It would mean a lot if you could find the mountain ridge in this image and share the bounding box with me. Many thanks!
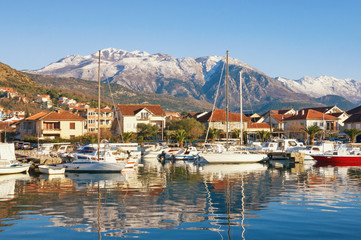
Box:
[28,48,324,113]
[276,76,361,104]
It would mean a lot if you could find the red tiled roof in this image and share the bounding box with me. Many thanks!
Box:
[197,109,250,122]
[117,104,165,116]
[248,122,270,129]
[284,109,339,121]
[166,112,180,116]
[26,112,48,120]
[270,114,286,123]
[26,110,84,121]
[40,110,85,121]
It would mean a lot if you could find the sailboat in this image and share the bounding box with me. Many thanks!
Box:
[59,50,126,173]
[199,51,268,164]
[0,143,31,175]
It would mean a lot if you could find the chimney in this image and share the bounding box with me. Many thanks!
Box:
[302,110,304,115]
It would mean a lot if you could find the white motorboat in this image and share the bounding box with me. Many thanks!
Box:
[59,146,126,172]
[38,165,65,175]
[289,141,335,160]
[172,147,199,160]
[199,150,268,164]
[159,146,199,161]
[198,143,267,164]
[0,143,31,175]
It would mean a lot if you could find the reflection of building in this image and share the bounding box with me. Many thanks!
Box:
[3,163,361,239]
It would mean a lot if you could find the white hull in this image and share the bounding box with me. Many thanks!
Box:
[0,163,31,175]
[200,152,268,164]
[60,161,126,173]
[200,163,268,174]
[38,165,65,175]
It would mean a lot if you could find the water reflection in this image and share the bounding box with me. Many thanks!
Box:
[0,160,360,239]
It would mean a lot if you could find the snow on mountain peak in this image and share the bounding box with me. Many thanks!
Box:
[276,75,361,103]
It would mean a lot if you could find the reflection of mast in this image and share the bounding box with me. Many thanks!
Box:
[240,174,246,240]
[226,176,232,240]
[97,182,102,240]
[203,180,223,238]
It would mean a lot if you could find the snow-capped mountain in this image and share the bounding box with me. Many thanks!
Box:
[27,48,318,111]
[276,76,361,104]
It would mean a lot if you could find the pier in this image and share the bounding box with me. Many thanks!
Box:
[267,152,305,163]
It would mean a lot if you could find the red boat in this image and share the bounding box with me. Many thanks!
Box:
[311,154,361,163]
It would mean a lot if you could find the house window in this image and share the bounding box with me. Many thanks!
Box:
[44,122,60,130]
[313,122,317,126]
[70,122,75,129]
[141,112,149,119]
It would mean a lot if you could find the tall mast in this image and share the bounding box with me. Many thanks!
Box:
[98,50,101,160]
[240,72,243,146]
[225,50,229,150]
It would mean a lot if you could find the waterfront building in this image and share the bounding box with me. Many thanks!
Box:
[70,106,113,133]
[196,109,250,133]
[112,104,166,139]
[16,109,86,139]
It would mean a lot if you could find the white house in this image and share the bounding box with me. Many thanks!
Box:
[283,109,339,131]
[112,104,166,139]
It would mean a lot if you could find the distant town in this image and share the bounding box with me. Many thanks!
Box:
[1,86,361,145]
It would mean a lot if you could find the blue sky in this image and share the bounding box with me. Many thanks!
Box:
[1,0,360,80]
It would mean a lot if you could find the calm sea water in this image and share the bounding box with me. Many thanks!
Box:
[0,160,361,240]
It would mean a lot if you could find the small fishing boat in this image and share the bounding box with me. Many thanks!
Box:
[38,165,65,175]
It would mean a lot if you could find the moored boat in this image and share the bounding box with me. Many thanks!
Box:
[0,143,31,175]
[311,143,361,164]
[38,165,66,175]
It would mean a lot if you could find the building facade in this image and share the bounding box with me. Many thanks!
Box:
[17,110,86,140]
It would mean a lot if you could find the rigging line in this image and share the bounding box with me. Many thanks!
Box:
[205,60,226,142]
[106,78,124,142]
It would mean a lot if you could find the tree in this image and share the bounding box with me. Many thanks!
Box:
[173,129,187,148]
[122,132,135,143]
[208,128,223,142]
[168,118,205,140]
[257,130,271,142]
[137,123,159,141]
[344,128,361,143]
[302,125,322,145]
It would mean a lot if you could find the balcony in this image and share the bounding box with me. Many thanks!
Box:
[42,128,61,134]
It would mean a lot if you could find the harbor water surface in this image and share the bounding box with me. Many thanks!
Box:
[0,160,361,239]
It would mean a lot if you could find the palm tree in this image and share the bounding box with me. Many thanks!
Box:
[257,130,271,142]
[173,129,187,148]
[122,132,135,143]
[344,128,361,143]
[302,125,322,145]
[208,128,223,142]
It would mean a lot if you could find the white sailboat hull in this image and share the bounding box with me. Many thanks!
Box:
[0,163,31,175]
[200,152,267,164]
